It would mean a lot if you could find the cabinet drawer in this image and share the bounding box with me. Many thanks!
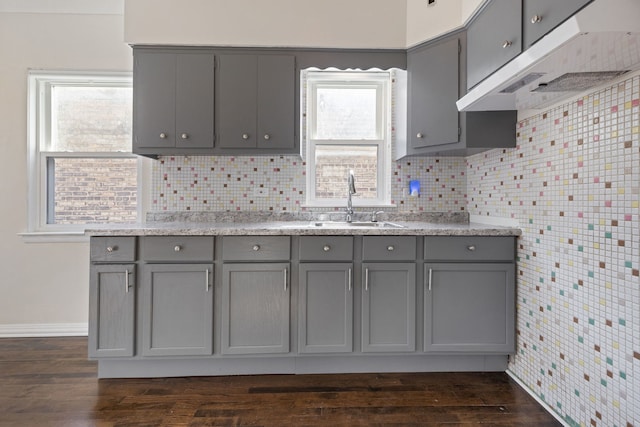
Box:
[299,236,353,261]
[223,236,290,261]
[362,236,416,261]
[142,236,214,262]
[424,236,514,261]
[91,237,136,262]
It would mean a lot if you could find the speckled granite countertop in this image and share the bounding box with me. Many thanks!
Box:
[86,211,521,237]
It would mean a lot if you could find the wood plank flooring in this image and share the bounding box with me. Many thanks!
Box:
[0,337,561,426]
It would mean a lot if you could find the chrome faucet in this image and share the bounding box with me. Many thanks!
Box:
[345,170,356,222]
[371,210,384,222]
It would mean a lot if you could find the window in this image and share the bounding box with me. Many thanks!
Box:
[305,71,392,207]
[27,71,143,237]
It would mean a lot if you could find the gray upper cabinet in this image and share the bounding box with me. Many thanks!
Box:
[400,32,516,158]
[133,49,215,156]
[88,264,136,358]
[523,0,592,49]
[141,263,214,357]
[408,37,460,150]
[466,0,522,90]
[221,262,291,355]
[216,54,295,153]
[424,263,515,353]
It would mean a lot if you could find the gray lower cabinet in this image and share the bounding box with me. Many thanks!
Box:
[133,48,215,156]
[298,263,354,353]
[141,264,214,356]
[216,54,295,153]
[88,264,136,358]
[361,263,416,352]
[221,263,291,355]
[424,263,515,353]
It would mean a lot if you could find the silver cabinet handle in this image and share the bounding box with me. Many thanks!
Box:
[365,267,369,291]
[242,133,250,140]
[174,245,182,252]
[348,268,352,291]
[502,40,512,49]
[264,134,270,140]
[387,245,395,251]
[428,268,433,291]
[323,245,331,252]
[467,245,476,251]
[181,133,189,139]
[416,133,424,138]
[205,268,210,292]
[106,245,117,253]
[531,14,542,24]
[125,269,131,293]
[159,132,167,139]
[284,268,288,291]
[252,245,260,251]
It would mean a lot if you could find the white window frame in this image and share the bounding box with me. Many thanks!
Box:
[24,70,148,242]
[304,71,392,208]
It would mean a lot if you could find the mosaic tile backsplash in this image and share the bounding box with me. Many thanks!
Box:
[467,74,639,427]
[150,73,639,426]
[151,156,467,213]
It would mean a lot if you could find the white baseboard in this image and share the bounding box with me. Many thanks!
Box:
[506,370,569,427]
[0,323,88,338]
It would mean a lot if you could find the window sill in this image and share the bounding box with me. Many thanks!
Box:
[301,203,397,209]
[19,231,89,244]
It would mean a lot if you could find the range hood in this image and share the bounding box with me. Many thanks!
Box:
[457,0,640,111]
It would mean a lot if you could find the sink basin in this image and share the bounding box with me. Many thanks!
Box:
[309,221,406,229]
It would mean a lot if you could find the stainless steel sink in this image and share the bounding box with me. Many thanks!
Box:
[309,221,406,229]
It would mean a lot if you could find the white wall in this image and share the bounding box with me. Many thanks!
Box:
[0,7,132,333]
[124,0,407,49]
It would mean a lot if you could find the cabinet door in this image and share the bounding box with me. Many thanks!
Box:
[257,55,295,150]
[88,264,135,358]
[424,263,515,353]
[142,264,214,356]
[523,0,592,48]
[175,53,215,149]
[467,0,522,89]
[133,52,176,149]
[408,37,460,150]
[299,263,353,353]
[362,263,416,352]
[221,263,290,354]
[217,55,258,149]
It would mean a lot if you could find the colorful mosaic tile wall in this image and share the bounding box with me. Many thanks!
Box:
[151,156,467,213]
[467,73,639,427]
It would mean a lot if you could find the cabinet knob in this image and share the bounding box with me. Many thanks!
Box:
[242,133,250,140]
[323,245,331,252]
[387,245,395,252]
[252,245,261,251]
[530,14,542,24]
[467,245,476,251]
[159,132,167,139]
[181,133,189,140]
[502,40,512,49]
[174,245,182,252]
[106,246,117,253]
[416,133,424,139]
[264,134,271,140]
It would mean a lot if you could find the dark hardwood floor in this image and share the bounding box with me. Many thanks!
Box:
[0,337,560,426]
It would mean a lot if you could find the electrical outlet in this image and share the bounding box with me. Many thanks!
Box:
[253,188,269,198]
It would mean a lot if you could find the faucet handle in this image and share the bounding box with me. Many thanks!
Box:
[371,211,384,222]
